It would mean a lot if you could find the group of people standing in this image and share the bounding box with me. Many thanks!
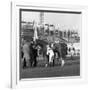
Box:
[21,39,67,69]
[21,40,38,68]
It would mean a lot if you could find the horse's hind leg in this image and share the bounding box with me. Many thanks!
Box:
[53,59,55,66]
[45,55,49,67]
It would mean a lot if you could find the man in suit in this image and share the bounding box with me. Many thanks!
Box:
[29,42,38,67]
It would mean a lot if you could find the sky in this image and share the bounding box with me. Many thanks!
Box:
[21,11,82,33]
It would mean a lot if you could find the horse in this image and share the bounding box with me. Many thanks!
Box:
[35,39,52,67]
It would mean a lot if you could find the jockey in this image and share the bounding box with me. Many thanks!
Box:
[46,45,54,63]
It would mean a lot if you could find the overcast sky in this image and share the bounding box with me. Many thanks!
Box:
[21,11,82,33]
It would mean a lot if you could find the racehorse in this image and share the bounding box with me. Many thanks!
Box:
[36,40,61,67]
[36,39,54,67]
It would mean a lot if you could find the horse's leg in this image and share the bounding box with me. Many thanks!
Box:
[29,58,33,68]
[44,55,47,67]
[49,54,54,67]
[30,56,34,67]
[23,58,27,69]
[45,55,49,67]
[52,56,55,66]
